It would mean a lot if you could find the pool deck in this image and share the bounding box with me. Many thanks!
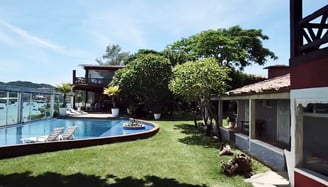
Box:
[61,112,116,119]
[71,112,113,118]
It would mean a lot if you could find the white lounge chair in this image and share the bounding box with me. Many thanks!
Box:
[71,108,88,115]
[67,108,88,116]
[59,126,78,140]
[66,109,80,116]
[21,127,64,143]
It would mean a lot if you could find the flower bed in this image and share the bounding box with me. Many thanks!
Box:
[123,119,145,130]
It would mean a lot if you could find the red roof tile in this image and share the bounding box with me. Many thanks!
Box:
[226,73,290,95]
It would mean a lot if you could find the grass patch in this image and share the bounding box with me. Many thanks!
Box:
[0,120,269,187]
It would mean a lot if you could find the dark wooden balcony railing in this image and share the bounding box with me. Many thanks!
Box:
[297,5,328,55]
[73,77,112,86]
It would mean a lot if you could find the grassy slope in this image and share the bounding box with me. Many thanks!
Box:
[0,121,269,187]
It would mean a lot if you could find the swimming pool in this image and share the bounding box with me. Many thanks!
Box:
[0,118,155,147]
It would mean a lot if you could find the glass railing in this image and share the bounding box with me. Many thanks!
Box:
[0,85,61,126]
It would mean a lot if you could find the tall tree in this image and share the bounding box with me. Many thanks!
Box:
[228,69,266,90]
[167,25,277,70]
[110,53,172,114]
[96,44,129,65]
[169,57,230,137]
[56,83,72,107]
[124,49,162,65]
[162,49,188,66]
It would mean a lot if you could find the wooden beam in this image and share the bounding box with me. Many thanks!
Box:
[305,23,328,29]
[290,0,303,59]
[299,4,328,25]
[299,35,328,51]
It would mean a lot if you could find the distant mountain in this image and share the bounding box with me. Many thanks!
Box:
[0,81,55,89]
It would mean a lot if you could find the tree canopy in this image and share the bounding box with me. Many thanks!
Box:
[169,57,230,103]
[56,83,72,107]
[110,53,172,112]
[169,57,231,132]
[107,25,276,122]
[96,44,129,65]
[124,49,162,65]
[166,25,277,70]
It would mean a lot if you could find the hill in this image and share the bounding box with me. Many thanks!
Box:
[0,81,55,89]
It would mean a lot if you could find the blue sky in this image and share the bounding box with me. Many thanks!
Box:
[0,0,327,86]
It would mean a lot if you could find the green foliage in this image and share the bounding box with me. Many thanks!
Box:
[167,25,277,70]
[76,93,83,103]
[56,83,72,107]
[56,83,72,95]
[124,49,162,65]
[110,54,172,112]
[96,44,129,65]
[103,85,120,97]
[169,58,231,103]
[103,85,121,108]
[228,69,266,90]
[162,49,188,66]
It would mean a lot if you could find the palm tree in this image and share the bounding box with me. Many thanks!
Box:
[96,44,129,65]
[103,86,120,108]
[57,83,72,107]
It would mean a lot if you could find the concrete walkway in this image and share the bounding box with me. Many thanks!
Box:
[245,171,290,187]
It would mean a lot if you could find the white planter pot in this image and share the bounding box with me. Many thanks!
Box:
[154,113,161,120]
[111,108,120,117]
[59,107,67,116]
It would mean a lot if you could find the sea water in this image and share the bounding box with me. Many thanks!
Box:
[0,102,48,126]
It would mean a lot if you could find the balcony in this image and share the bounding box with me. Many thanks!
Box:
[73,77,112,86]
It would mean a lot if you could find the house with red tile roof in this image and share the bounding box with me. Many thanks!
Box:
[217,2,328,186]
[215,65,291,172]
[287,1,328,187]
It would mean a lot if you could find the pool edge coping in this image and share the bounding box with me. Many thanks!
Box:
[0,118,160,159]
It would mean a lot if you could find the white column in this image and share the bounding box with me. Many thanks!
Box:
[50,94,55,117]
[249,99,256,139]
[288,96,297,187]
[5,91,9,125]
[17,91,23,123]
[236,100,240,128]
[295,103,304,166]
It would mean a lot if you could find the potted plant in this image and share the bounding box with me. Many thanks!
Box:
[76,93,83,111]
[152,104,162,120]
[103,85,120,117]
[122,119,145,129]
[56,83,72,116]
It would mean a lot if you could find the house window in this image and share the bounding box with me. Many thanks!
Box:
[88,70,114,85]
[88,70,114,79]
[303,103,328,177]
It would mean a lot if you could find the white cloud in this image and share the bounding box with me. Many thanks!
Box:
[1,0,326,85]
[0,18,90,57]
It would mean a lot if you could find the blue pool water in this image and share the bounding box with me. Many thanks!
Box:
[0,118,154,146]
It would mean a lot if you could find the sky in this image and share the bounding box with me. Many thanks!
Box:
[0,0,327,86]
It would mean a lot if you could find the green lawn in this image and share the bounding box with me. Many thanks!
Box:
[0,120,269,187]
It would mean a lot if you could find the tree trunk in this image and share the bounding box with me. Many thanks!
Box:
[112,96,117,108]
[204,100,222,141]
[190,102,199,128]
